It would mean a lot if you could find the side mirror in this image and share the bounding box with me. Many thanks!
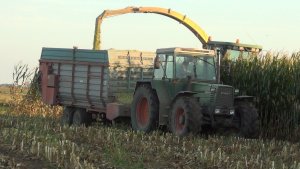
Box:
[154,56,160,69]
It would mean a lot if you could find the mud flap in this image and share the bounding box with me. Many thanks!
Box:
[106,103,130,121]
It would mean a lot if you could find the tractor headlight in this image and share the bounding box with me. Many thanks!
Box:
[230,109,235,115]
[215,109,220,114]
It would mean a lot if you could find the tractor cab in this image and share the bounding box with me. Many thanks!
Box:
[153,47,217,83]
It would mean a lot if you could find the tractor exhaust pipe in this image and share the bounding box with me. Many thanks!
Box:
[216,49,221,84]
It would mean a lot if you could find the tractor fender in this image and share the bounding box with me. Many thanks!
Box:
[134,81,153,94]
[171,91,197,104]
[133,80,159,104]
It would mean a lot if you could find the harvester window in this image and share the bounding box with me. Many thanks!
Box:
[226,50,254,61]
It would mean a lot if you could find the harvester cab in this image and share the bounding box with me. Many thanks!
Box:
[204,40,262,84]
[131,47,259,137]
[204,40,263,61]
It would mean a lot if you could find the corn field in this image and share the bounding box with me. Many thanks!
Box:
[221,51,300,140]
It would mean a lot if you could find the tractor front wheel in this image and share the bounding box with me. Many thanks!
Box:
[169,97,202,136]
[234,102,259,138]
[131,85,158,132]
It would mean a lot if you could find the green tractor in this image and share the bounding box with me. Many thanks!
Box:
[131,47,259,137]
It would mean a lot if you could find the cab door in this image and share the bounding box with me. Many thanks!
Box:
[153,53,175,125]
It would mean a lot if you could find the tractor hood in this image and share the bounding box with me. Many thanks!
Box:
[191,82,234,108]
[191,82,233,93]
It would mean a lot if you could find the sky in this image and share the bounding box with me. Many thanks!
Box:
[0,0,300,83]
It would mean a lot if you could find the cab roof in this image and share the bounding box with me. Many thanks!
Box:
[156,47,215,57]
[206,41,263,52]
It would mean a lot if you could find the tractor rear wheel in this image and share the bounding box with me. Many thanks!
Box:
[61,107,75,126]
[234,101,259,138]
[72,108,91,126]
[169,97,202,136]
[131,85,158,132]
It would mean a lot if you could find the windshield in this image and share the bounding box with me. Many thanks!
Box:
[226,50,256,61]
[176,55,216,81]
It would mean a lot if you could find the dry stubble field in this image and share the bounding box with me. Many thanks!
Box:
[0,86,300,169]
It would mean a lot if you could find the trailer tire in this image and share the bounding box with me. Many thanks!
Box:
[72,108,91,126]
[61,107,75,126]
[234,102,259,138]
[131,85,158,132]
[169,97,202,136]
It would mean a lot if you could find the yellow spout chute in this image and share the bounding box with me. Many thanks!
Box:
[93,7,210,50]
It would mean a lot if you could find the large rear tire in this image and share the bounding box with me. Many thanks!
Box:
[131,85,158,132]
[234,102,259,138]
[169,97,202,136]
[61,107,75,126]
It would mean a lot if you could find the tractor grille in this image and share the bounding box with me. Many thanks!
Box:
[215,86,234,108]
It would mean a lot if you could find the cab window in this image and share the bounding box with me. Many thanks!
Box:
[153,54,174,79]
[165,54,174,78]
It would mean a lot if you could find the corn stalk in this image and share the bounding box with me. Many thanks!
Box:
[222,52,300,139]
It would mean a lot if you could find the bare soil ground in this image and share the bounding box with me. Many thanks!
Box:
[0,142,56,169]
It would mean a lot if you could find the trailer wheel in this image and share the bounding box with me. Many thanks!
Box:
[61,107,75,126]
[72,108,91,126]
[131,85,158,132]
[234,102,259,138]
[169,97,202,136]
